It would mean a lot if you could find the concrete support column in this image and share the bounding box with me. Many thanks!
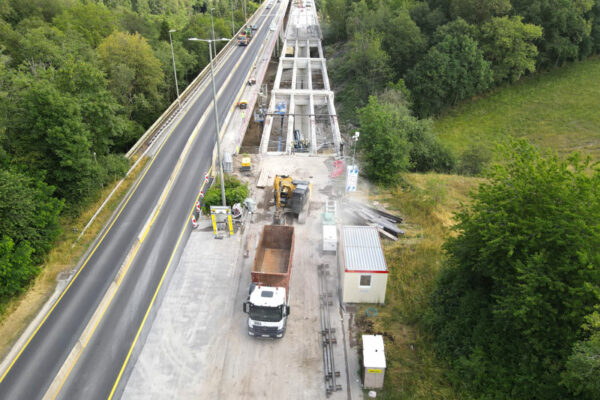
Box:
[327,93,341,153]
[286,95,295,154]
[307,60,313,91]
[309,94,317,154]
[273,59,285,89]
[321,59,331,91]
[259,92,278,153]
[291,58,297,92]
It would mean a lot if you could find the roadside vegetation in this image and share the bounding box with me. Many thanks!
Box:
[0,156,149,359]
[358,172,481,399]
[0,0,257,313]
[434,57,600,160]
[320,0,600,398]
[202,174,249,213]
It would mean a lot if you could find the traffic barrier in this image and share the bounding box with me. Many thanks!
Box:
[126,5,268,159]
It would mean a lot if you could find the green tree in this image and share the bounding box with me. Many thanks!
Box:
[406,30,492,117]
[53,2,117,48]
[449,0,511,24]
[512,0,594,66]
[0,235,35,301]
[56,58,127,155]
[97,31,164,130]
[357,96,410,184]
[409,1,448,37]
[428,141,600,398]
[7,76,102,205]
[562,308,600,399]
[377,84,456,173]
[479,16,542,83]
[381,10,427,77]
[0,169,63,262]
[334,30,391,117]
[323,0,349,41]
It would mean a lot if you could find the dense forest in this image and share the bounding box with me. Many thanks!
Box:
[319,1,600,398]
[320,0,600,180]
[0,0,255,304]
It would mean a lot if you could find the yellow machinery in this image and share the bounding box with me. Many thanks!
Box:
[241,156,251,172]
[273,175,312,224]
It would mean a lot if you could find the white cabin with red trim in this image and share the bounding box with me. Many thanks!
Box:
[339,225,388,304]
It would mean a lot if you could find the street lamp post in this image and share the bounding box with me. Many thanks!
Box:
[230,0,235,37]
[168,29,181,107]
[209,8,217,60]
[189,36,230,207]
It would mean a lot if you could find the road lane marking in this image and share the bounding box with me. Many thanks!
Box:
[42,8,273,398]
[107,185,209,400]
[0,27,244,388]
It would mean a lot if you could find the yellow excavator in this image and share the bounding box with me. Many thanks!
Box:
[273,175,312,224]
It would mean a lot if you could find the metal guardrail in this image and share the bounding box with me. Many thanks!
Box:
[126,8,266,159]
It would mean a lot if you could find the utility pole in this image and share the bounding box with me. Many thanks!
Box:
[188,36,231,206]
[231,0,235,37]
[168,29,181,107]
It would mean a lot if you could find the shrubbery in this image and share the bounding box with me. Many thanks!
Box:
[427,141,600,398]
[202,174,249,214]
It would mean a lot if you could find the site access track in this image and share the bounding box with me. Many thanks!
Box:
[0,4,286,400]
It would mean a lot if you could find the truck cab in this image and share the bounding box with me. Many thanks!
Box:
[244,285,290,338]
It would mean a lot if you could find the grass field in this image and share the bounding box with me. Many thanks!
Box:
[356,173,481,399]
[434,57,600,160]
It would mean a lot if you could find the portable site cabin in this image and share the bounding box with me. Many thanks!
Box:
[339,226,388,304]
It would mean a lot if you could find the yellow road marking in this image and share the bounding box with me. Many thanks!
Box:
[0,43,229,384]
[107,181,210,400]
[5,4,271,394]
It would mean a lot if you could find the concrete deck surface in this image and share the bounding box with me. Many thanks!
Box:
[123,155,364,400]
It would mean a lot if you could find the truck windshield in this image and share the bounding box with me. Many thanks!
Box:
[249,305,282,322]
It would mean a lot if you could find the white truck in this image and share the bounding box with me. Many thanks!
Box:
[243,225,294,338]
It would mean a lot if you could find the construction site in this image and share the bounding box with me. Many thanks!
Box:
[121,0,401,398]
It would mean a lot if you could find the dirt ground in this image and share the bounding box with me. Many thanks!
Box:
[123,154,363,399]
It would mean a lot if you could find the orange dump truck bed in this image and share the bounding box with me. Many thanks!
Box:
[251,225,294,295]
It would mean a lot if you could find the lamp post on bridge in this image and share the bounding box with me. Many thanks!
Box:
[168,29,181,107]
[188,34,231,207]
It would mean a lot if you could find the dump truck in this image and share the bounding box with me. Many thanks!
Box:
[243,225,294,338]
[237,26,253,46]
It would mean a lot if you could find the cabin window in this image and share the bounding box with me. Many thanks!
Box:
[359,274,372,288]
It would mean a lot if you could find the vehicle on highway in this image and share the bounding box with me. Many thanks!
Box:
[270,22,277,31]
[243,225,294,338]
[237,26,253,46]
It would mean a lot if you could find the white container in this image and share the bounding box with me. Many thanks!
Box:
[222,152,233,173]
[363,335,386,389]
[322,225,337,252]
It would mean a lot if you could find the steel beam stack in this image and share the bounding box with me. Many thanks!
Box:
[317,263,342,396]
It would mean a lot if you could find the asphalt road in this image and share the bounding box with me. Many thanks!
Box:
[0,5,283,400]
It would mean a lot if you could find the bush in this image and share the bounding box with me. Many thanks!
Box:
[202,174,249,214]
[407,121,456,173]
[457,145,491,176]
